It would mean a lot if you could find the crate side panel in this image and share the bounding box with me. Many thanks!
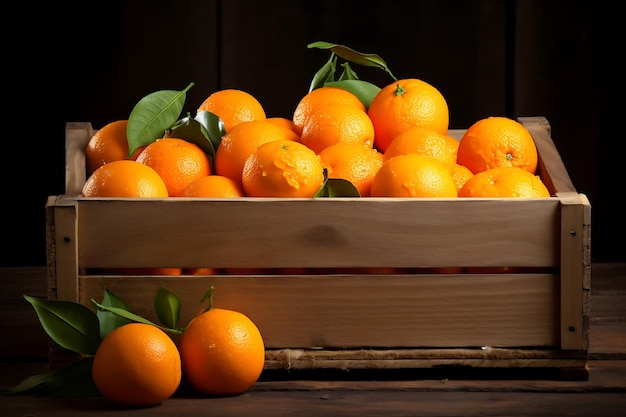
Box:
[559,194,591,350]
[519,117,577,195]
[51,204,79,302]
[65,122,92,196]
[79,273,560,348]
[74,198,562,269]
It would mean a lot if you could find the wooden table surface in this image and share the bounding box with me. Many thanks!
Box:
[1,264,625,416]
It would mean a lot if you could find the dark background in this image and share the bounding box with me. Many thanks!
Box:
[4,0,621,267]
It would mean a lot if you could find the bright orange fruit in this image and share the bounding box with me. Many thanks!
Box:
[292,86,366,136]
[182,175,244,198]
[452,164,475,192]
[299,103,375,154]
[382,126,458,174]
[242,139,325,198]
[178,308,265,396]
[368,78,449,152]
[92,323,181,407]
[135,138,211,197]
[458,166,550,198]
[197,89,266,132]
[82,160,169,198]
[85,120,131,175]
[215,120,299,186]
[457,116,538,174]
[318,143,383,197]
[371,154,457,198]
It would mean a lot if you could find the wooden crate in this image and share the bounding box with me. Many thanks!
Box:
[46,116,591,380]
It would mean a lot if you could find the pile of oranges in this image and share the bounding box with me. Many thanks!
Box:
[83,79,550,200]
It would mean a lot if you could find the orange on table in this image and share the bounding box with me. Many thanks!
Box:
[292,86,366,136]
[242,139,324,198]
[215,120,300,185]
[135,138,211,197]
[452,164,474,192]
[182,175,244,197]
[299,103,375,154]
[82,159,169,198]
[367,78,449,153]
[92,323,181,407]
[85,120,144,175]
[178,308,265,396]
[371,154,458,198]
[382,126,458,174]
[318,143,383,197]
[457,116,538,174]
[197,88,266,132]
[458,166,550,198]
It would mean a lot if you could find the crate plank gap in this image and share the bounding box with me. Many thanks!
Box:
[46,116,591,380]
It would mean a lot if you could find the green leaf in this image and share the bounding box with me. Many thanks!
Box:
[309,54,338,92]
[96,285,133,340]
[91,300,183,335]
[127,82,195,156]
[195,110,226,149]
[4,373,50,394]
[308,41,397,80]
[39,357,99,398]
[168,112,221,160]
[323,79,381,109]
[195,110,226,152]
[154,287,181,329]
[338,62,360,81]
[24,295,101,355]
[315,178,361,198]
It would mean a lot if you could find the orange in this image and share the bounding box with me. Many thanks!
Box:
[457,116,538,174]
[215,120,300,185]
[276,267,310,275]
[370,154,458,198]
[452,163,475,192]
[368,78,449,153]
[242,139,325,198]
[135,138,211,197]
[182,175,244,198]
[445,134,460,159]
[458,166,550,198]
[222,267,275,275]
[82,160,169,198]
[178,308,265,396]
[265,116,298,135]
[92,323,181,407]
[318,143,383,197]
[85,120,129,175]
[465,266,527,274]
[382,127,458,174]
[292,86,366,136]
[299,103,375,154]
[183,267,217,275]
[104,267,183,275]
[197,88,266,132]
[85,120,144,175]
